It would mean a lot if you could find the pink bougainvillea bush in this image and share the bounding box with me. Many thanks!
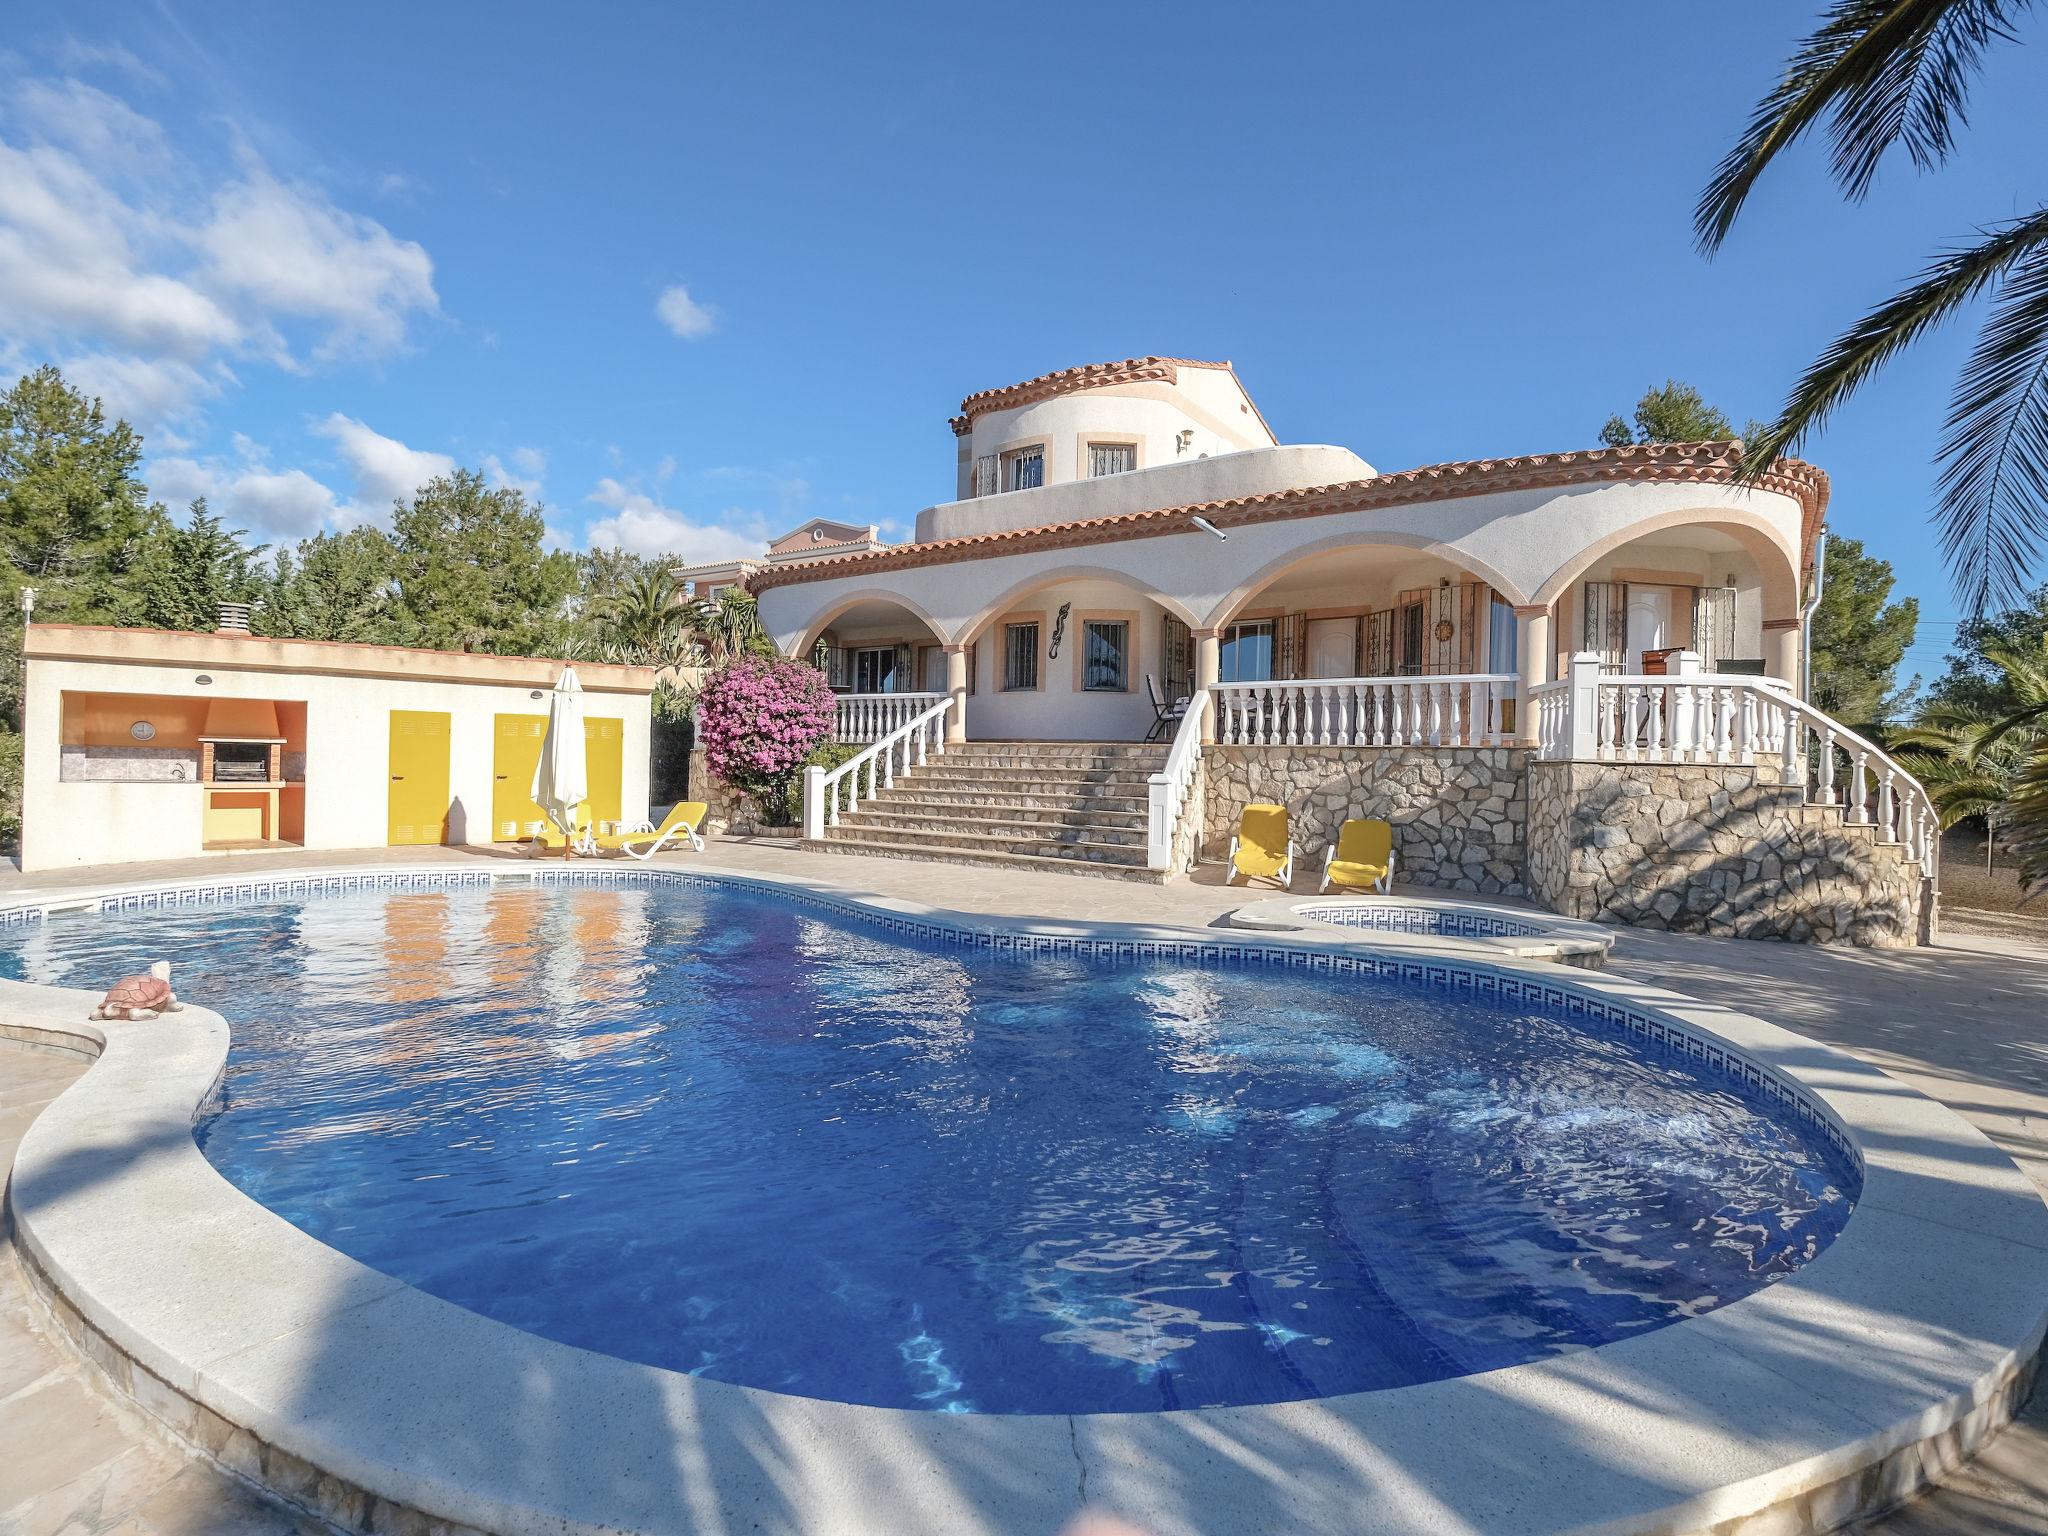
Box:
[695,655,838,823]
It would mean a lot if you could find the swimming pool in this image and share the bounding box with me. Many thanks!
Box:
[0,873,1857,1416]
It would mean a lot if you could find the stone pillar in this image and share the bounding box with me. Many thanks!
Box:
[1513,605,1551,745]
[1194,628,1221,744]
[1764,618,1800,695]
[943,644,970,743]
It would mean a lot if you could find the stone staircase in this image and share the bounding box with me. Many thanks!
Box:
[801,741,1170,881]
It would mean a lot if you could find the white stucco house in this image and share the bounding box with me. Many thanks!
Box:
[754,355,1821,742]
[741,355,1935,947]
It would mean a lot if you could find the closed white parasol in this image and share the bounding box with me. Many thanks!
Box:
[531,667,588,854]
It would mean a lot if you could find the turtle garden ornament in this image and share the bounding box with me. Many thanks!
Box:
[91,961,184,1022]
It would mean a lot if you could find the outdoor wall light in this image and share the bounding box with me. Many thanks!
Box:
[1190,516,1227,541]
[194,674,213,685]
[530,690,545,699]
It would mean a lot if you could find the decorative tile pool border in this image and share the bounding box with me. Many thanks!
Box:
[0,863,1860,1174]
[1292,902,1544,939]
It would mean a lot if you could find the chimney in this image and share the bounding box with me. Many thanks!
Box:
[216,602,253,635]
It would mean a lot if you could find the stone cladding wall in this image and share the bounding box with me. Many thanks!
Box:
[1199,746,1529,896]
[1525,760,1932,946]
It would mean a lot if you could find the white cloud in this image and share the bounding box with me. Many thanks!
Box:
[195,167,437,362]
[0,62,440,430]
[584,477,765,562]
[483,446,545,499]
[58,351,224,431]
[655,454,676,482]
[147,452,340,540]
[655,283,716,341]
[49,39,167,91]
[315,412,456,514]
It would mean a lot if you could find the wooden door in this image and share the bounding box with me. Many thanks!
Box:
[387,711,451,846]
[584,716,624,832]
[492,714,549,840]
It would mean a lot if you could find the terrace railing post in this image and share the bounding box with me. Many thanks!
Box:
[801,765,825,839]
[1565,652,1602,761]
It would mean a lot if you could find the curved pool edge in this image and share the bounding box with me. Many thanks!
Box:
[4,861,2045,1536]
[1227,893,1618,967]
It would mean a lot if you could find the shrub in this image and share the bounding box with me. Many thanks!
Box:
[695,655,837,825]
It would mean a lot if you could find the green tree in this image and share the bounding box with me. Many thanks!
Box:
[1896,634,2048,893]
[1699,3,2048,617]
[1926,583,2048,717]
[1599,380,1765,447]
[1809,535,1920,724]
[131,499,266,632]
[0,365,154,626]
[1601,382,1918,716]
[386,470,578,654]
[259,526,402,643]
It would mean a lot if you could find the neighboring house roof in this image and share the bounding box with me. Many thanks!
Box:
[766,517,881,555]
[747,442,1830,594]
[678,520,889,582]
[947,356,1240,435]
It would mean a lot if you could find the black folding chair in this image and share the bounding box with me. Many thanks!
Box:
[1145,674,1189,742]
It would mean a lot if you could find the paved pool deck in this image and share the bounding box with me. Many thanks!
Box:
[3,838,2048,1534]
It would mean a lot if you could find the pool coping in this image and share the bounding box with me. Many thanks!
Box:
[3,859,2045,1536]
[1227,892,1618,966]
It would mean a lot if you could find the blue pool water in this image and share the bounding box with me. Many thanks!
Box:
[0,877,1857,1414]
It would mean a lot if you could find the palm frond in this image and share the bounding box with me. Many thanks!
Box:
[2004,738,2048,893]
[1696,0,2028,253]
[1735,207,2048,480]
[1936,239,2048,615]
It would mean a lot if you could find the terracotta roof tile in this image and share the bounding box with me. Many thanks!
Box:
[947,356,1234,435]
[748,442,1829,594]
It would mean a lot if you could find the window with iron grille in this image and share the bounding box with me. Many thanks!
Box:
[1082,619,1129,691]
[972,455,998,497]
[1087,442,1136,477]
[1002,446,1045,491]
[1161,614,1193,702]
[1003,622,1040,691]
[1362,610,1395,675]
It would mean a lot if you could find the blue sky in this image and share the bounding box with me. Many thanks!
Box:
[3,2,2044,681]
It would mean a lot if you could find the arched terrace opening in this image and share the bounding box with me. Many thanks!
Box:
[798,596,951,742]
[1530,513,1802,689]
[953,566,1202,743]
[1197,542,1527,747]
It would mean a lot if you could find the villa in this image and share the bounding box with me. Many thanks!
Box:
[748,356,1936,945]
[1,360,2040,1536]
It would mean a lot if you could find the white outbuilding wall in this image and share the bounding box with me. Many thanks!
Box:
[21,628,654,874]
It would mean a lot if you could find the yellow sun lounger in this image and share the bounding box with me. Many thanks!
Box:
[1228,803,1294,887]
[1321,817,1395,894]
[594,801,709,859]
[529,810,594,855]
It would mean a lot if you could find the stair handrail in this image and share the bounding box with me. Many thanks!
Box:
[803,695,954,839]
[1752,683,1941,879]
[1146,689,1210,872]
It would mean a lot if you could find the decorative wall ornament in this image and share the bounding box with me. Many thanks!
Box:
[129,721,156,742]
[1048,602,1071,660]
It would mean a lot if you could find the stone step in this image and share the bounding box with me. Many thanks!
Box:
[820,822,1152,866]
[799,836,1169,884]
[948,740,1168,758]
[841,809,1151,847]
[860,789,1154,816]
[906,765,1161,790]
[923,756,1166,776]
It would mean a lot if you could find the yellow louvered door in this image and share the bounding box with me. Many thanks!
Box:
[493,714,549,840]
[387,710,452,846]
[584,716,624,833]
